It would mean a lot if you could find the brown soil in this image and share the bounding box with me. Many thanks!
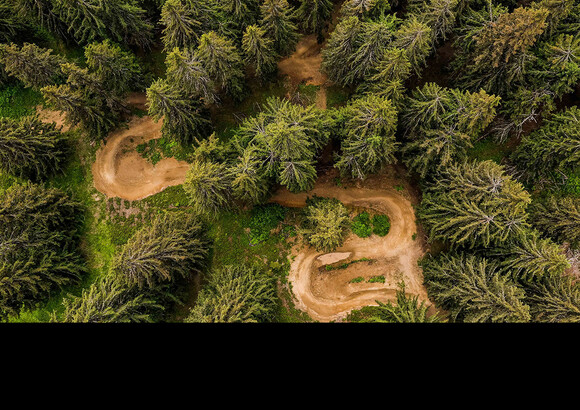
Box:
[269,167,436,322]
[91,114,190,201]
[36,106,70,132]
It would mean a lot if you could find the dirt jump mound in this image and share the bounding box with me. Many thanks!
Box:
[92,115,190,201]
[270,177,434,322]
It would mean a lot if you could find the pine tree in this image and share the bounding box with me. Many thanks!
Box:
[421,252,531,322]
[113,212,210,289]
[160,0,220,51]
[0,42,65,89]
[0,2,22,42]
[194,31,245,99]
[419,160,531,248]
[524,272,580,322]
[242,24,278,80]
[340,0,391,20]
[511,105,580,184]
[357,47,411,103]
[321,16,362,85]
[220,0,260,31]
[420,0,459,45]
[186,264,278,323]
[300,197,351,252]
[295,0,334,42]
[393,16,433,76]
[229,149,270,205]
[165,47,218,104]
[183,158,234,218]
[0,116,65,180]
[334,95,399,179]
[13,0,69,40]
[260,0,299,56]
[531,196,580,247]
[0,184,84,319]
[146,78,210,144]
[84,40,143,95]
[56,274,163,323]
[496,231,570,281]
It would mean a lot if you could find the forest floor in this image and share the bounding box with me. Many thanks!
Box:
[270,166,437,322]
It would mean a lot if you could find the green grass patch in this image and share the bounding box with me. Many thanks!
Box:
[372,214,390,236]
[326,83,352,108]
[367,275,385,283]
[0,85,43,118]
[352,211,372,238]
[349,276,365,283]
[325,257,373,271]
[247,203,287,245]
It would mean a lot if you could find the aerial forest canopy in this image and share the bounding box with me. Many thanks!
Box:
[0,0,579,324]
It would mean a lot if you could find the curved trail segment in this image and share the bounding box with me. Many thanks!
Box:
[270,178,434,322]
[92,115,190,201]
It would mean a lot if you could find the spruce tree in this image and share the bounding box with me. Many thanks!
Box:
[260,0,299,56]
[334,95,399,180]
[242,24,278,81]
[300,197,351,253]
[393,16,433,76]
[183,158,234,218]
[146,78,210,144]
[57,274,163,323]
[531,196,580,247]
[0,116,65,180]
[165,47,218,104]
[160,0,220,51]
[422,252,531,322]
[295,0,334,42]
[113,212,210,290]
[0,42,65,89]
[194,31,245,100]
[186,264,278,323]
[524,273,580,322]
[321,16,362,85]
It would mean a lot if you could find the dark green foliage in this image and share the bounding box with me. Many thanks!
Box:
[422,252,531,322]
[247,204,286,245]
[0,115,66,180]
[165,47,218,105]
[160,0,220,51]
[295,0,334,40]
[242,24,278,80]
[185,264,278,323]
[334,94,399,179]
[260,0,299,56]
[352,211,372,238]
[232,97,330,193]
[512,105,580,185]
[183,158,234,218]
[56,274,163,322]
[301,196,350,252]
[195,31,245,100]
[0,43,65,90]
[0,184,84,319]
[419,160,531,249]
[401,83,500,178]
[347,280,443,323]
[524,273,580,322]
[372,214,390,236]
[113,212,210,289]
[531,196,580,247]
[85,40,143,95]
[146,78,210,144]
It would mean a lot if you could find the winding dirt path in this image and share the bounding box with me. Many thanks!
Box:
[91,115,190,201]
[270,174,434,322]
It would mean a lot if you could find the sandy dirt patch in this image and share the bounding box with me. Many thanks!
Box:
[269,169,435,322]
[91,115,190,201]
[36,106,70,132]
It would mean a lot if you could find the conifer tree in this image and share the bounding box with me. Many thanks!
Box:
[0,184,84,319]
[357,47,411,103]
[420,0,459,45]
[146,78,210,144]
[524,273,580,322]
[421,252,531,322]
[295,0,334,42]
[0,116,65,180]
[13,0,69,40]
[393,16,433,76]
[195,31,245,100]
[57,274,163,323]
[186,264,278,323]
[165,47,218,104]
[229,149,270,205]
[419,160,531,249]
[160,0,219,51]
[531,196,580,247]
[300,197,351,253]
[242,24,278,81]
[0,43,65,89]
[260,0,299,56]
[113,212,210,289]
[0,2,22,42]
[334,95,399,179]
[84,40,143,95]
[340,0,391,20]
[183,158,234,218]
[321,16,362,85]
